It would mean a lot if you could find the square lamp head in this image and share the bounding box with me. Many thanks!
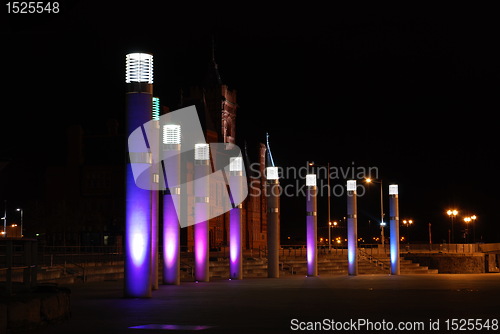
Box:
[306,174,317,187]
[389,184,398,195]
[163,124,181,145]
[194,143,209,161]
[266,167,279,180]
[229,157,243,172]
[346,180,356,191]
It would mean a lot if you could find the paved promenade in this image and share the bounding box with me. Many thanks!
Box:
[35,274,500,333]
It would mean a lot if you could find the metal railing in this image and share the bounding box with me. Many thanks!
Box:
[39,246,124,267]
[359,248,390,272]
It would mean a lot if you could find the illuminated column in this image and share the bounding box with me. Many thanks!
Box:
[162,124,181,285]
[347,180,358,276]
[306,174,318,277]
[194,144,210,282]
[266,167,280,278]
[229,157,243,280]
[125,53,153,298]
[389,184,400,275]
[150,97,160,290]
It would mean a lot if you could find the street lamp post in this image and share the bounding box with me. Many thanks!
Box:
[446,209,458,244]
[471,215,477,243]
[306,174,318,277]
[346,180,358,276]
[389,184,400,275]
[266,166,281,278]
[308,162,332,253]
[16,208,23,237]
[328,221,332,251]
[402,219,413,244]
[463,217,471,243]
[3,200,6,237]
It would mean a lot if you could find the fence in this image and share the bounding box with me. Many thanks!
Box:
[0,238,38,295]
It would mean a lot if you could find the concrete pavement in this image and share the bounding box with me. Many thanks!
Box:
[34,274,500,333]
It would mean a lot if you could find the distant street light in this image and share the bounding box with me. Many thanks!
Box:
[463,217,471,243]
[365,178,385,245]
[471,215,477,243]
[16,208,23,238]
[402,219,413,244]
[446,209,458,243]
[463,215,477,244]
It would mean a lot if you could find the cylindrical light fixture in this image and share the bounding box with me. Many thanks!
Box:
[266,166,280,278]
[306,174,318,277]
[124,52,153,298]
[162,124,181,285]
[126,53,153,84]
[194,143,210,282]
[347,180,358,276]
[229,156,244,280]
[389,184,400,275]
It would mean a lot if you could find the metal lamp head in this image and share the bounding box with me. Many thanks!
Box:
[266,167,279,180]
[306,174,317,187]
[346,180,356,191]
[125,53,153,84]
[389,184,398,195]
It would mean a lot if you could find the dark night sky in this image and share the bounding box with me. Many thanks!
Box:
[1,2,500,243]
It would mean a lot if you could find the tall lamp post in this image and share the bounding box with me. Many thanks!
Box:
[266,166,280,278]
[229,157,244,280]
[463,217,471,243]
[446,209,458,244]
[346,180,358,276]
[16,208,23,237]
[365,178,385,247]
[162,124,181,285]
[463,215,477,244]
[194,143,210,282]
[308,162,332,252]
[125,52,154,298]
[471,215,477,243]
[305,174,318,277]
[389,184,400,275]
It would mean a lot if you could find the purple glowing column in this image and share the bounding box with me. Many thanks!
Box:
[306,174,318,277]
[229,157,244,280]
[194,144,210,282]
[266,167,280,278]
[389,184,400,275]
[162,124,181,285]
[124,53,153,298]
[347,180,358,276]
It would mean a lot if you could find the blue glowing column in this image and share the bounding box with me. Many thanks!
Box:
[306,174,318,276]
[389,184,400,275]
[229,157,243,280]
[347,180,358,276]
[266,167,280,278]
[194,144,210,282]
[125,53,153,298]
[162,125,181,285]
